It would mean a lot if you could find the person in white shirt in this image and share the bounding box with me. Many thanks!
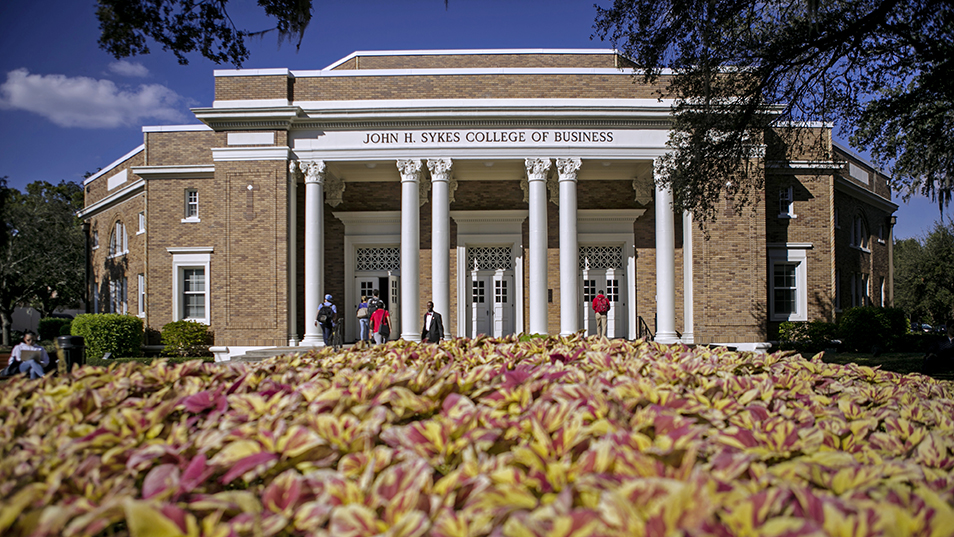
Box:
[4,331,50,379]
[421,301,445,343]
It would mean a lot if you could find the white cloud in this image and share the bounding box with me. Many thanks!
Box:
[109,60,150,77]
[0,69,186,128]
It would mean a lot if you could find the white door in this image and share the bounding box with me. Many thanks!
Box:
[469,270,514,337]
[580,270,626,338]
[353,277,378,341]
[388,274,400,340]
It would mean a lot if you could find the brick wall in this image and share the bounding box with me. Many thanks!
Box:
[215,75,289,102]
[84,150,144,207]
[145,131,222,166]
[88,195,146,316]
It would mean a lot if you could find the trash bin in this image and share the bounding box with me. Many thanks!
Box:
[55,335,85,373]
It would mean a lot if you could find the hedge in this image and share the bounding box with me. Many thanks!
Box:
[160,320,213,357]
[37,317,72,341]
[70,314,143,360]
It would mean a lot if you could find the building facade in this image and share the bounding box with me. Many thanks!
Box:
[78,49,897,359]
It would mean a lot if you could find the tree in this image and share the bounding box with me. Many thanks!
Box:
[96,0,314,66]
[893,221,954,326]
[0,181,86,346]
[594,0,953,223]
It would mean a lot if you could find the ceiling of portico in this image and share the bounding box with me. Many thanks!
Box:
[325,159,653,183]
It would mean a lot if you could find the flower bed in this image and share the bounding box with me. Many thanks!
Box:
[2,336,954,536]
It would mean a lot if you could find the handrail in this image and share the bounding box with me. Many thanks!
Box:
[637,316,654,341]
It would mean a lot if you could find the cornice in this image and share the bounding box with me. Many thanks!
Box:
[191,106,305,131]
[132,165,215,179]
[78,179,144,219]
[834,176,898,213]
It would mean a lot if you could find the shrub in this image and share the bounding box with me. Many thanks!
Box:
[38,317,72,341]
[70,314,144,360]
[160,320,213,357]
[778,320,838,354]
[838,306,909,352]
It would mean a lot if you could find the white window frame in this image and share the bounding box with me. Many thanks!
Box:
[108,221,127,258]
[92,230,99,250]
[138,273,146,317]
[769,248,808,321]
[778,186,796,218]
[138,212,146,235]
[182,189,200,223]
[109,277,127,314]
[877,224,885,244]
[851,215,869,251]
[169,248,213,325]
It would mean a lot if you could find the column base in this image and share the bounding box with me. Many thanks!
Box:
[401,332,422,343]
[300,334,325,347]
[654,331,681,345]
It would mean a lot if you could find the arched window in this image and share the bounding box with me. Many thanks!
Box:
[108,221,127,256]
[851,214,868,249]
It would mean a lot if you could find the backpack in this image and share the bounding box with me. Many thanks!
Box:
[368,297,383,316]
[593,295,610,314]
[317,304,334,324]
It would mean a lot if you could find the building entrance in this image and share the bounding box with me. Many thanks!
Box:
[579,246,626,338]
[465,246,515,337]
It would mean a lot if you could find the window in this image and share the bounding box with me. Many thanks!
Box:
[472,280,485,303]
[182,269,205,319]
[109,277,127,314]
[583,279,597,301]
[92,230,99,250]
[183,189,199,222]
[108,221,127,257]
[851,215,869,250]
[835,269,841,310]
[879,277,885,307]
[92,278,99,313]
[769,249,807,321]
[878,224,885,244]
[494,280,508,303]
[138,273,145,316]
[138,212,146,234]
[778,186,795,218]
[851,273,870,307]
[170,248,212,324]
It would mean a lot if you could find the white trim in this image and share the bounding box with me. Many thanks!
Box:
[291,67,652,78]
[142,124,212,132]
[832,142,887,176]
[322,48,620,70]
[766,160,844,170]
[107,169,128,191]
[211,147,291,161]
[214,68,291,77]
[766,242,813,249]
[835,178,898,213]
[769,248,808,322]
[132,165,215,179]
[227,132,275,145]
[171,250,212,325]
[293,97,676,111]
[181,217,202,223]
[84,145,144,185]
[77,179,144,218]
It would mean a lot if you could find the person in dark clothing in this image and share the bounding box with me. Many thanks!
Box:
[421,300,445,343]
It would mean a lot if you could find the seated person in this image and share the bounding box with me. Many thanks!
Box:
[922,322,954,375]
[3,330,51,379]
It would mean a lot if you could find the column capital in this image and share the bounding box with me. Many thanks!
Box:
[325,175,346,207]
[525,158,552,182]
[301,160,326,185]
[288,160,301,183]
[397,159,424,182]
[556,158,582,182]
[427,158,453,182]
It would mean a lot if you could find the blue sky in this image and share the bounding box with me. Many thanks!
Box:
[0,0,946,239]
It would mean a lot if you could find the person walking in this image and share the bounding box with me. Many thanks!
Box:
[316,294,337,346]
[421,300,445,343]
[370,304,392,345]
[3,330,50,379]
[592,290,610,339]
[356,295,371,348]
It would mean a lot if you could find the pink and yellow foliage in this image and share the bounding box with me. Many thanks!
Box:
[2,336,954,536]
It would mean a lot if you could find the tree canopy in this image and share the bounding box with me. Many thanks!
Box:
[894,220,954,326]
[96,0,314,66]
[595,0,953,222]
[0,180,85,346]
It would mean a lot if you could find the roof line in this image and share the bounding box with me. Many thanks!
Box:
[83,144,144,186]
[323,48,619,70]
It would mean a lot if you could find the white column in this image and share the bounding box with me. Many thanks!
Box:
[526,158,552,335]
[287,161,299,346]
[557,158,581,336]
[428,158,452,337]
[300,160,326,346]
[682,210,694,344]
[398,159,423,342]
[654,161,679,344]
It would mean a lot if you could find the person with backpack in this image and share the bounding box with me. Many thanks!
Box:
[592,290,610,339]
[316,294,337,346]
[356,295,370,347]
[368,289,384,317]
[370,303,391,345]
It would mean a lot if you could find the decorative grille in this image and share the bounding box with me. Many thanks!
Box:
[579,246,623,270]
[466,246,512,271]
[356,247,400,271]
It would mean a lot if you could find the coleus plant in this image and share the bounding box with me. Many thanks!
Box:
[1,335,953,536]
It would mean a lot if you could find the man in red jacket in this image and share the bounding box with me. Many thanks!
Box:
[592,291,610,339]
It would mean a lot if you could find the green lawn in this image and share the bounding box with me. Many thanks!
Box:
[816,351,928,376]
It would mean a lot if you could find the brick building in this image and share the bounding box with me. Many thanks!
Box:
[78,49,897,359]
